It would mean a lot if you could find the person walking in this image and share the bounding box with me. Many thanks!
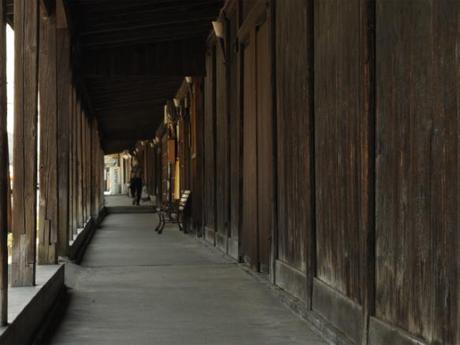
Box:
[130,161,143,205]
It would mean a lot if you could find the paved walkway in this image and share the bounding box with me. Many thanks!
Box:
[46,213,326,345]
[104,194,155,207]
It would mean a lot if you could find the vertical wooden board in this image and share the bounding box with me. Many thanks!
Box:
[241,37,257,266]
[314,0,368,303]
[275,0,311,273]
[38,9,58,264]
[228,10,240,241]
[375,0,434,340]
[57,29,70,255]
[256,20,272,271]
[430,3,459,344]
[12,0,39,286]
[203,47,216,231]
[191,81,204,230]
[215,44,228,244]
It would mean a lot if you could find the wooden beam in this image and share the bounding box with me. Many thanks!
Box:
[12,0,39,287]
[0,0,8,326]
[38,6,58,264]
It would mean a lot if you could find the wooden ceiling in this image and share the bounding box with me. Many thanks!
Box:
[4,0,220,153]
[67,0,224,153]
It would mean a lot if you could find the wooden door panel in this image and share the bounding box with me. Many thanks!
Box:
[256,20,272,272]
[241,37,258,267]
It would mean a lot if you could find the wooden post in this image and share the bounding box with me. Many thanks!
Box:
[68,84,75,241]
[85,118,91,219]
[12,0,39,286]
[77,103,83,227]
[0,0,8,325]
[38,4,59,264]
[56,16,71,258]
[83,114,88,221]
[72,89,78,236]
[81,115,86,222]
[91,119,97,217]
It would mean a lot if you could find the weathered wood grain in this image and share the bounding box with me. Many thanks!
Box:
[314,0,369,305]
[38,7,59,264]
[215,42,228,250]
[241,34,257,267]
[256,19,272,273]
[12,0,39,287]
[275,0,311,276]
[191,80,204,232]
[227,6,240,258]
[375,1,459,344]
[203,46,216,240]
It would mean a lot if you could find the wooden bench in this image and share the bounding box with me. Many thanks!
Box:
[155,190,191,234]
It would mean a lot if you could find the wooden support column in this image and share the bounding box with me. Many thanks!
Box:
[86,118,91,219]
[38,5,59,264]
[12,0,39,286]
[68,87,74,241]
[91,119,97,217]
[72,89,78,236]
[0,0,8,325]
[56,9,71,258]
[97,133,103,211]
[83,112,87,220]
[77,103,83,227]
[81,112,87,223]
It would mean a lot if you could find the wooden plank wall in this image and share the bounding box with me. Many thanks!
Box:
[191,80,204,231]
[240,35,257,267]
[215,41,229,251]
[203,46,216,242]
[193,1,459,345]
[373,1,459,345]
[274,0,312,301]
[312,1,372,342]
[227,7,240,259]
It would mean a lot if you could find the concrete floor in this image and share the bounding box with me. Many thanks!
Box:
[105,194,155,207]
[46,213,327,345]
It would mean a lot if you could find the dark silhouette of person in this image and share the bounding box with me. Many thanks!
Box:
[130,162,143,205]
